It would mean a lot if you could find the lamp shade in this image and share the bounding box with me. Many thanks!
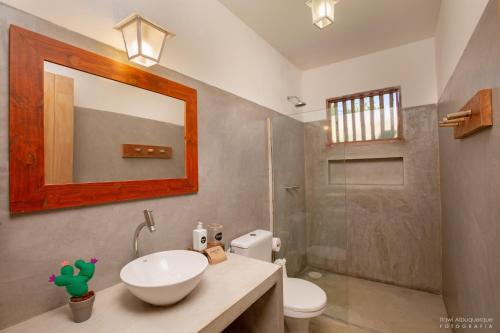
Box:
[115,14,174,67]
[306,0,337,29]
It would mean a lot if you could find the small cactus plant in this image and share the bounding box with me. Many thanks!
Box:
[49,258,98,298]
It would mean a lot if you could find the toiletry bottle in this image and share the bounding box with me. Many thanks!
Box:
[193,221,207,251]
[208,223,224,248]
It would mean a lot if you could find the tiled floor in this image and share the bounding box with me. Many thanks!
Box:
[311,316,375,333]
[298,267,451,333]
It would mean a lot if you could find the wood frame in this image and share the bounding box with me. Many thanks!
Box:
[9,25,198,214]
[325,86,403,146]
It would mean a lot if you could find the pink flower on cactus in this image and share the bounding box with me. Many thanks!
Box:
[90,258,98,264]
[48,274,56,283]
[60,260,70,267]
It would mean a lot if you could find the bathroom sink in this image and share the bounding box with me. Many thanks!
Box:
[120,250,208,305]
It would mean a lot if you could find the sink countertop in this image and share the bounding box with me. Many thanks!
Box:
[1,253,282,333]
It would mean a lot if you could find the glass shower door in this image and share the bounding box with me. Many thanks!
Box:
[270,116,307,277]
[301,116,348,322]
[270,112,348,323]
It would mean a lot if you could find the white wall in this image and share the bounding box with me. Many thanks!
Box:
[435,0,489,98]
[45,62,185,125]
[298,38,437,122]
[2,0,301,116]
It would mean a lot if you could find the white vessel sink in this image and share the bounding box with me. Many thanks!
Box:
[120,250,208,305]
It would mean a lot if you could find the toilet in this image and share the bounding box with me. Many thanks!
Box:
[231,229,327,333]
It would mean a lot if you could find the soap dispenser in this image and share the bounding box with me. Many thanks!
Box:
[193,221,207,251]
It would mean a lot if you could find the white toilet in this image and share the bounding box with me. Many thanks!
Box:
[231,229,327,333]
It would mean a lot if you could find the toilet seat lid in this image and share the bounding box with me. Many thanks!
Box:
[284,278,327,313]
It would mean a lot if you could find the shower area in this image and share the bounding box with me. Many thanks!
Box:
[269,99,446,333]
[270,114,350,327]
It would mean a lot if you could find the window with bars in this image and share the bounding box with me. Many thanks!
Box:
[327,87,402,144]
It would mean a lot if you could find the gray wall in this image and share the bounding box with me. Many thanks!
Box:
[73,107,185,182]
[438,0,500,327]
[271,117,306,277]
[0,4,301,328]
[305,105,442,292]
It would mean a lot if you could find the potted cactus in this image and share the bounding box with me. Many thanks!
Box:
[49,258,98,323]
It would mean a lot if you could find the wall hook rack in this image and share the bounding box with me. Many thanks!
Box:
[439,89,493,139]
[122,144,172,159]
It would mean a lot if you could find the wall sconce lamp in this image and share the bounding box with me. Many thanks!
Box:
[114,14,174,67]
[305,0,339,29]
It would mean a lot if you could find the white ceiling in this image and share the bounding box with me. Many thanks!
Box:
[218,0,442,70]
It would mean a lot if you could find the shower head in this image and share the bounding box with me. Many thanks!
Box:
[287,96,307,107]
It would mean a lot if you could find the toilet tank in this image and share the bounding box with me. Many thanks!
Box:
[230,229,272,262]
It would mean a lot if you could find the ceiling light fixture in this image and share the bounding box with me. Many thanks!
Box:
[114,14,174,67]
[305,0,338,29]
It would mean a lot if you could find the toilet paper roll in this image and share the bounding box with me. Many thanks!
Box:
[272,237,281,252]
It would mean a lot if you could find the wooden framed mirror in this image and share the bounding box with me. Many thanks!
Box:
[9,25,198,214]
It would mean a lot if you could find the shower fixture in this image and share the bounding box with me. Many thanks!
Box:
[133,209,156,258]
[287,96,307,107]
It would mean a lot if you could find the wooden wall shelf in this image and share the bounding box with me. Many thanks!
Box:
[439,89,493,139]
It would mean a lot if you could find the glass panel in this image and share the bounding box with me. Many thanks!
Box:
[383,94,391,137]
[44,61,186,184]
[311,0,335,28]
[373,95,381,139]
[338,102,345,142]
[121,20,139,58]
[345,101,353,142]
[331,103,338,143]
[270,116,307,277]
[271,110,348,322]
[327,89,400,144]
[393,92,399,138]
[363,97,372,140]
[140,20,166,60]
[353,98,362,141]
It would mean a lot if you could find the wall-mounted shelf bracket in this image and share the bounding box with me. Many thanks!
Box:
[439,89,493,139]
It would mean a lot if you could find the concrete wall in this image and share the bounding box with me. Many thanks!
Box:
[435,0,489,97]
[271,117,306,277]
[73,107,185,182]
[438,0,500,327]
[304,105,442,292]
[0,5,303,328]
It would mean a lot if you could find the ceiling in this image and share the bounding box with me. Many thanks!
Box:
[219,0,442,70]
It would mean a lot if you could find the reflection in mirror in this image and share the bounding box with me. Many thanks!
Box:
[43,62,186,184]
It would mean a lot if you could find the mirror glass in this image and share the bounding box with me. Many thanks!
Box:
[43,61,186,184]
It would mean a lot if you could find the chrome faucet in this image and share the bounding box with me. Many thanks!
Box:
[133,209,156,258]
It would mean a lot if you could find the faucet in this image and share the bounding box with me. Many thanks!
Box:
[133,209,156,258]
